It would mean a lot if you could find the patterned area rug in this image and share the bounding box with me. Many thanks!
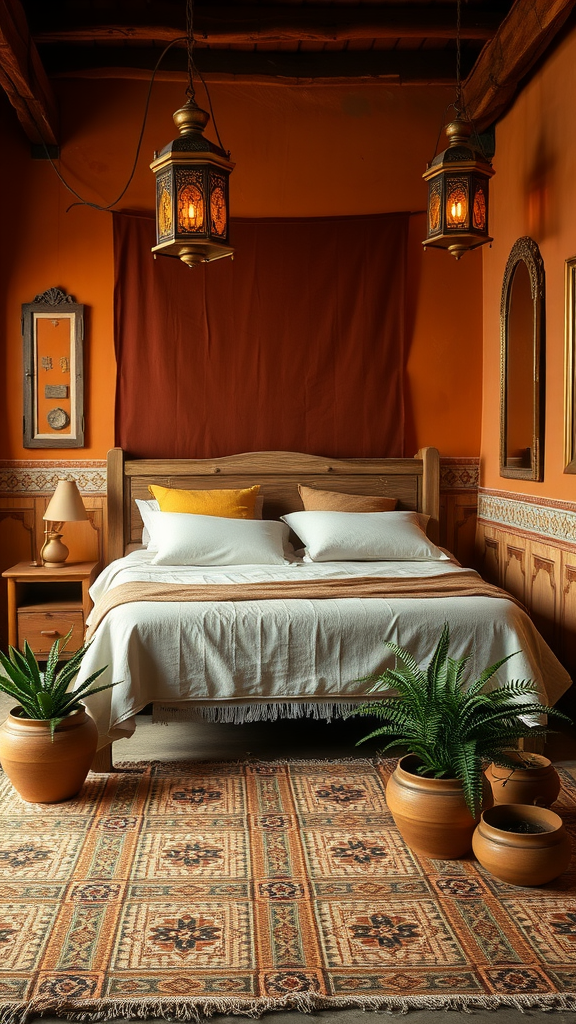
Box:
[1,758,576,1023]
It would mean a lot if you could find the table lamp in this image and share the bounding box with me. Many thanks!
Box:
[41,479,88,567]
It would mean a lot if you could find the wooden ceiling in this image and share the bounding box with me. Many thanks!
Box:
[1,0,575,146]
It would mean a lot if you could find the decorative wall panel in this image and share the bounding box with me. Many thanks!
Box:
[503,539,526,606]
[0,501,36,650]
[477,488,576,680]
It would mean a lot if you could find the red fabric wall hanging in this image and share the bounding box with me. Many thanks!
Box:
[113,211,408,459]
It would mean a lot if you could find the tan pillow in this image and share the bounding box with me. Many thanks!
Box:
[298,485,397,513]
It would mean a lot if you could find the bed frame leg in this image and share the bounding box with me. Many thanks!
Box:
[91,743,114,772]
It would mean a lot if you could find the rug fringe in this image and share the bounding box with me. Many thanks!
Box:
[152,701,361,725]
[3,991,576,1023]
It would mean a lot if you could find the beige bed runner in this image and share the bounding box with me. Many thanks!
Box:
[86,571,523,639]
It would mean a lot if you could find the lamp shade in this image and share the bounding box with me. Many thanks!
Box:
[43,479,88,523]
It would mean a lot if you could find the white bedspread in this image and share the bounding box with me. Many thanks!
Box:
[76,550,572,744]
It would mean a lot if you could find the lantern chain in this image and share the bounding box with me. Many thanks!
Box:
[455,0,462,115]
[184,0,228,155]
[428,0,490,165]
[186,0,196,102]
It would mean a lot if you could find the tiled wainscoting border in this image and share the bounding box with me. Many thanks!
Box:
[0,460,107,495]
[439,457,479,491]
[478,488,576,546]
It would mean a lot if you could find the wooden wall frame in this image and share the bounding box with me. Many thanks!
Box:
[564,256,576,473]
[22,287,84,448]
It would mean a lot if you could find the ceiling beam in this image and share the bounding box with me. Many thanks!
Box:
[33,4,501,45]
[42,46,475,84]
[463,0,576,131]
[0,0,58,144]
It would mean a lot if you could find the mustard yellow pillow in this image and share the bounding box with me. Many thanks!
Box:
[298,485,397,513]
[148,484,260,519]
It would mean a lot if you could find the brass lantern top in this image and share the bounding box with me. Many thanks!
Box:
[425,116,493,177]
[151,98,233,171]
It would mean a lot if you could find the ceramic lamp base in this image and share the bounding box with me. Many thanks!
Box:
[41,532,69,567]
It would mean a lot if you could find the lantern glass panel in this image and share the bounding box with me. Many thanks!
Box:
[157,172,173,240]
[177,170,205,234]
[446,178,469,229]
[428,179,442,235]
[472,182,487,231]
[210,174,228,237]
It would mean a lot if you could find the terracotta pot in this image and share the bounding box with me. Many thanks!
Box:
[0,705,98,803]
[485,753,561,808]
[472,804,571,886]
[386,754,492,859]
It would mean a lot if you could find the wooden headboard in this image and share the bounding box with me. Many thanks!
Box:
[106,447,440,564]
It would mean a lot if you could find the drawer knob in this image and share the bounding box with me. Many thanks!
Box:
[40,630,59,637]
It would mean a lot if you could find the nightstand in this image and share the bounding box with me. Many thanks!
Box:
[2,561,100,659]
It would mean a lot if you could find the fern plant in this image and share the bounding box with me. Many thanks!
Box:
[0,629,117,737]
[352,623,570,817]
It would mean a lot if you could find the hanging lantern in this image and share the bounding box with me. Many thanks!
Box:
[151,98,234,268]
[422,116,494,260]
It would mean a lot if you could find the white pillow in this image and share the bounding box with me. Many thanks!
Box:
[149,511,291,566]
[135,498,160,550]
[135,495,266,550]
[281,510,449,562]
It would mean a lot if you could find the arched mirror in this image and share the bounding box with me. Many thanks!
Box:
[500,236,545,480]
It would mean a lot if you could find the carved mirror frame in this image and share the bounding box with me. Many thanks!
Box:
[22,287,85,449]
[499,236,545,481]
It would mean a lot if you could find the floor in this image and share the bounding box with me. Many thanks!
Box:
[112,709,576,767]
[1,698,576,1022]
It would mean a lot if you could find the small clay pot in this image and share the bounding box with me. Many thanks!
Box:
[386,754,492,859]
[486,753,561,807]
[0,705,98,803]
[472,803,571,886]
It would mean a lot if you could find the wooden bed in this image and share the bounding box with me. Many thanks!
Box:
[88,445,571,771]
[88,446,440,770]
[105,446,440,562]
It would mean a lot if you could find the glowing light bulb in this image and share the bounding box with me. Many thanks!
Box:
[188,202,196,225]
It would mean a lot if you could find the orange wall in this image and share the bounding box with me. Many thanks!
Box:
[0,77,483,460]
[481,22,576,498]
[406,215,483,456]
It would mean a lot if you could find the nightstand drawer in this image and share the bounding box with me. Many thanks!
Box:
[17,610,84,655]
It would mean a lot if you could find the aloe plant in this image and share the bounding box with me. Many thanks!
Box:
[352,623,570,817]
[0,629,116,737]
